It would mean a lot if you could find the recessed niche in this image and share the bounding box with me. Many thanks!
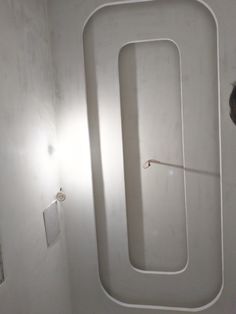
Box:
[119,40,188,272]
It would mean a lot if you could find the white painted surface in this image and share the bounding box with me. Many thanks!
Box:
[120,40,187,272]
[47,0,236,313]
[83,0,221,309]
[43,201,61,247]
[0,1,72,313]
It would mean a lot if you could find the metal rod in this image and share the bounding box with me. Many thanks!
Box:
[143,159,220,178]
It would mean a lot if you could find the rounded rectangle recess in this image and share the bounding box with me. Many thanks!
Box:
[84,0,222,310]
[119,40,188,273]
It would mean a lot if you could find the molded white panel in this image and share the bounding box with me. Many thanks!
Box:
[43,201,61,247]
[84,0,222,310]
[48,0,236,311]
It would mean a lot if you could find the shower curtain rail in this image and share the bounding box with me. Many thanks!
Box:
[143,159,220,178]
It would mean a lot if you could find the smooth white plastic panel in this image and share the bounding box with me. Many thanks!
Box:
[43,201,61,247]
[84,0,222,310]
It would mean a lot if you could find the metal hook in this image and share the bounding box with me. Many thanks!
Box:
[56,188,66,202]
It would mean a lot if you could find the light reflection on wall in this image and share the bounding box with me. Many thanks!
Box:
[57,109,92,195]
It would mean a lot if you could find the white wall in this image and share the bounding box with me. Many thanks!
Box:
[48,1,103,312]
[48,0,236,313]
[0,1,72,313]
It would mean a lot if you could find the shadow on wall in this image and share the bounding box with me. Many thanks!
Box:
[0,245,4,284]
